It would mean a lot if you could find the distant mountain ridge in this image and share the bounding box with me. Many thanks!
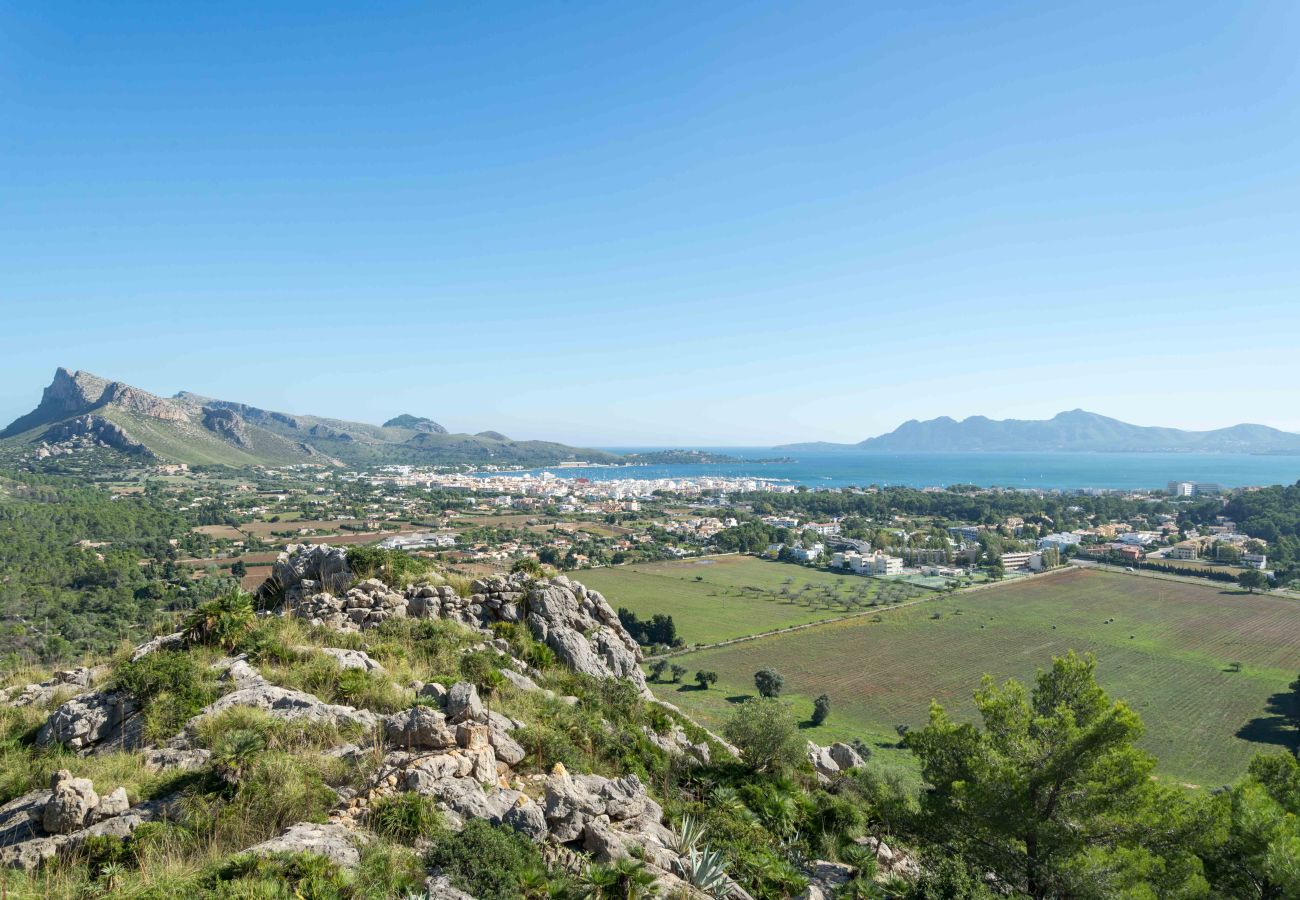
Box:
[779,409,1300,455]
[1,368,618,467]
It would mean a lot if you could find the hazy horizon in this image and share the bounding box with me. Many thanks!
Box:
[4,3,1299,443]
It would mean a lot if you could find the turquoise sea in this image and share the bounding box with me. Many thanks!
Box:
[527,449,1300,492]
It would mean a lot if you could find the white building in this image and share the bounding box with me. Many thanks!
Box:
[1243,553,1268,570]
[998,550,1042,571]
[1037,532,1082,552]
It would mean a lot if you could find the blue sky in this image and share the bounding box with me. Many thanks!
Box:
[2,2,1299,445]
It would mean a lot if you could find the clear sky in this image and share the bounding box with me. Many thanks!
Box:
[3,2,1299,445]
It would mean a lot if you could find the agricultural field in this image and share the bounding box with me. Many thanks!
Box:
[579,555,928,645]
[656,567,1300,788]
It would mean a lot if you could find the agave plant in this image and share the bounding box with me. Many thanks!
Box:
[667,813,708,855]
[677,845,731,898]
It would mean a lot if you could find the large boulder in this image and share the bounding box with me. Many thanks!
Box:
[265,543,351,602]
[828,742,864,772]
[246,822,363,869]
[383,707,457,751]
[445,682,485,724]
[36,690,141,753]
[806,742,841,783]
[176,684,377,742]
[41,772,98,835]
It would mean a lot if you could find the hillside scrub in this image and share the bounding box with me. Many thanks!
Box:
[5,550,1300,898]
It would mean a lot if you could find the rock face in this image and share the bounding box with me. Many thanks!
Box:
[201,406,252,448]
[36,690,141,753]
[409,571,647,695]
[39,415,152,456]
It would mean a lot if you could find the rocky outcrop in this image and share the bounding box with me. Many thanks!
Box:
[268,545,648,696]
[292,578,407,631]
[407,571,648,696]
[176,681,378,741]
[246,822,363,869]
[39,415,152,456]
[807,741,866,784]
[0,772,156,872]
[201,406,252,448]
[316,647,385,673]
[0,668,97,708]
[36,690,142,753]
[265,543,352,601]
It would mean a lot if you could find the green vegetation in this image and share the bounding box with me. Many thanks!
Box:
[580,556,925,645]
[425,819,565,900]
[0,472,196,662]
[660,568,1300,786]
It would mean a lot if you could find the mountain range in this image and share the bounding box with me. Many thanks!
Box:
[778,409,1300,455]
[0,368,619,467]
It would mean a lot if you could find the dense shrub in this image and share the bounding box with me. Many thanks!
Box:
[111,650,218,743]
[425,819,557,900]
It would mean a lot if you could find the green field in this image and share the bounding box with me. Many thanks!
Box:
[652,567,1300,788]
[580,556,928,645]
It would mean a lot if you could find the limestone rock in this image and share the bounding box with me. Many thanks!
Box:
[36,690,141,753]
[265,543,352,603]
[806,742,841,783]
[828,742,864,772]
[317,647,384,673]
[0,667,96,709]
[42,771,98,835]
[419,682,448,705]
[247,822,363,869]
[94,787,130,819]
[445,682,485,724]
[179,684,377,741]
[425,873,479,900]
[488,729,526,767]
[142,748,211,773]
[500,667,542,694]
[384,707,457,751]
[129,631,184,662]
